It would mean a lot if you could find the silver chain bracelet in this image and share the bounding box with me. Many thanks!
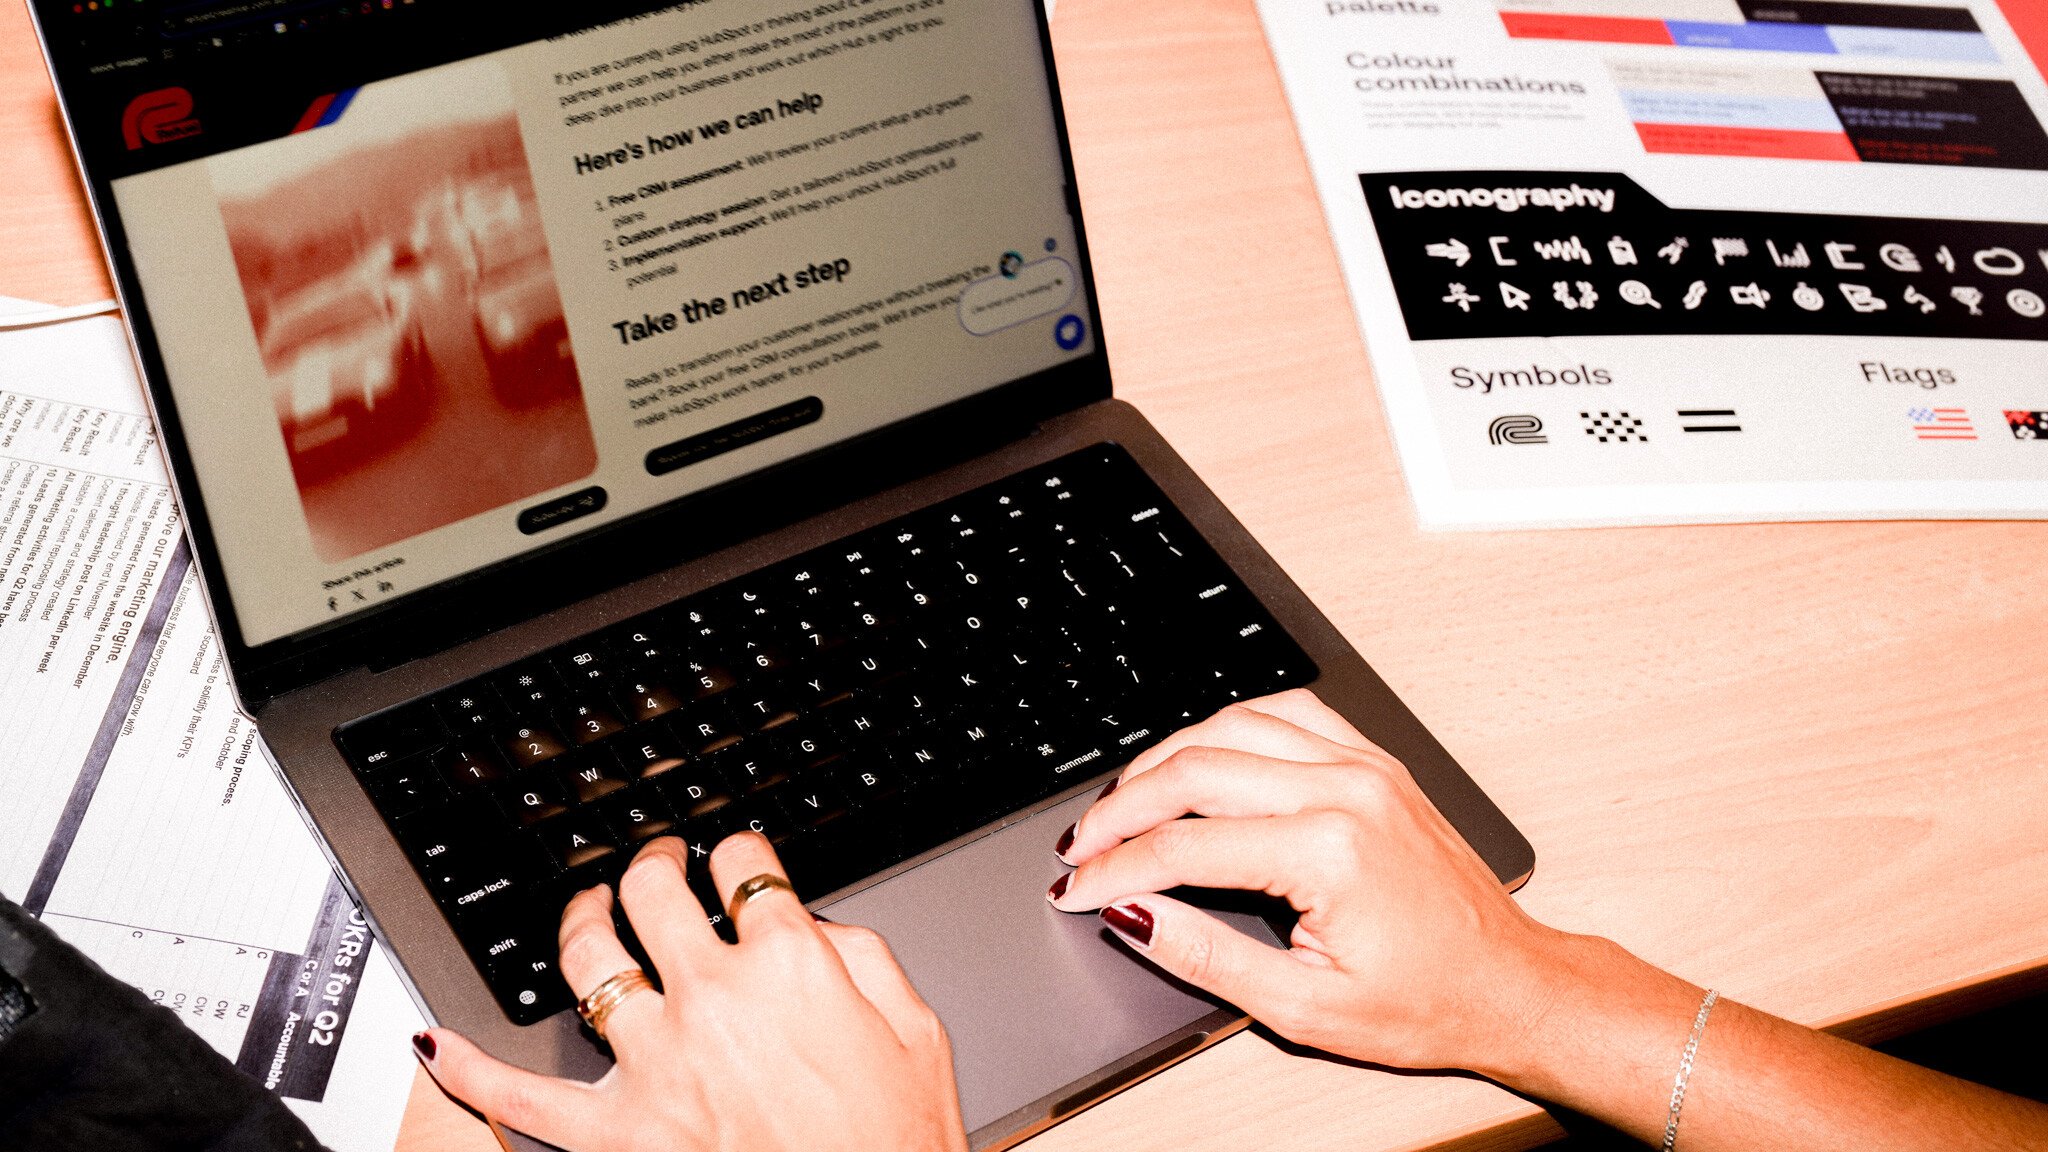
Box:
[1661,988,1719,1152]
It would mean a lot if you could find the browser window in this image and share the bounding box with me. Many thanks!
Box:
[60,0,1092,647]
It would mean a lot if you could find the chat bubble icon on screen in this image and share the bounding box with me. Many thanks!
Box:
[958,258,1077,336]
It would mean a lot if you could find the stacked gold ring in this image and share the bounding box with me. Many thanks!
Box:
[726,872,796,925]
[575,968,657,1042]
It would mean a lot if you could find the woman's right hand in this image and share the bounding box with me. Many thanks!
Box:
[1047,688,1580,1081]
[1049,690,2048,1152]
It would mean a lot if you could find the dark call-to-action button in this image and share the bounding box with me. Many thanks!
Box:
[518,486,609,535]
[645,396,823,477]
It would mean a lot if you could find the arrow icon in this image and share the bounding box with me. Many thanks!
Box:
[1425,238,1472,267]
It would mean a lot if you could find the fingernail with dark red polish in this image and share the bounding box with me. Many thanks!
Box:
[1102,903,1154,949]
[1098,778,1119,801]
[412,1032,436,1062]
[1054,823,1076,858]
[1047,873,1070,903]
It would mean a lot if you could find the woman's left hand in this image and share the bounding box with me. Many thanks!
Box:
[414,832,968,1152]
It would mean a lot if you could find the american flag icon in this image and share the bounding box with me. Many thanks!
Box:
[1909,407,1976,440]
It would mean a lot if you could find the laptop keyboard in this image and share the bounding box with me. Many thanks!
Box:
[333,444,1316,1024]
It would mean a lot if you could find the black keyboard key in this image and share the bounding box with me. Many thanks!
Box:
[615,677,683,724]
[943,716,1003,762]
[792,664,852,708]
[1047,657,1106,705]
[887,730,948,778]
[679,659,740,701]
[825,704,886,746]
[735,639,794,677]
[1041,739,1112,789]
[990,644,1044,684]
[842,645,905,688]
[675,703,742,756]
[731,690,799,733]
[718,748,793,794]
[368,758,444,817]
[734,584,803,638]
[941,662,1001,702]
[335,701,444,771]
[843,597,902,638]
[775,722,843,773]
[773,779,849,831]
[719,794,795,845]
[561,697,628,746]
[840,759,902,808]
[601,789,679,844]
[553,643,614,688]
[436,741,507,790]
[615,724,690,780]
[670,605,730,652]
[539,814,620,870]
[442,860,539,920]
[658,765,738,819]
[878,681,946,729]
[500,774,571,827]
[493,659,569,713]
[436,687,507,737]
[501,721,570,769]
[793,614,853,656]
[557,747,631,805]
[610,622,676,669]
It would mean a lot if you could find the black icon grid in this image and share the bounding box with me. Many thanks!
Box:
[1580,410,1647,443]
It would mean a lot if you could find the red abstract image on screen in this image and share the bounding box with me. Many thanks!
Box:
[215,67,595,563]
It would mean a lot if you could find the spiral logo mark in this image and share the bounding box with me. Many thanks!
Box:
[1488,414,1548,445]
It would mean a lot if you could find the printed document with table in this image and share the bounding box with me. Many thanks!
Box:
[0,301,421,1152]
[1259,0,2048,527]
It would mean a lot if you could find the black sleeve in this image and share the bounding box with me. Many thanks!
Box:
[0,894,331,1152]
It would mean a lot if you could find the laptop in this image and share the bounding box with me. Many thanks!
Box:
[32,1,1534,1147]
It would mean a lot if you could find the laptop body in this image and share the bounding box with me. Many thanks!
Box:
[32,2,1535,1149]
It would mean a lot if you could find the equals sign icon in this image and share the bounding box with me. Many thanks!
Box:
[1677,408,1742,433]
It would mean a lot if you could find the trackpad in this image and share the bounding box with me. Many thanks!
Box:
[817,791,1285,1138]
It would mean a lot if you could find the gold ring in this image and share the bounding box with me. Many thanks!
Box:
[575,968,656,1042]
[726,872,796,925]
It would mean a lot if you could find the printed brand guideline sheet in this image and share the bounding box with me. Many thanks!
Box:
[0,299,422,1150]
[1256,0,2048,527]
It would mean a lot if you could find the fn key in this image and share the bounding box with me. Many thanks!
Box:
[487,941,574,1024]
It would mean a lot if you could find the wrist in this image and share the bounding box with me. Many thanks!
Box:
[1472,929,1695,1106]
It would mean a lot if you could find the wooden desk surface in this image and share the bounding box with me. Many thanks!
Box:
[7,1,2047,1149]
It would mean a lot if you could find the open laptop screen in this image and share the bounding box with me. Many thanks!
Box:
[54,0,1092,650]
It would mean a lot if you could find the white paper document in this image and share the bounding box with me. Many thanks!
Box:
[0,299,422,1151]
[1257,0,2048,527]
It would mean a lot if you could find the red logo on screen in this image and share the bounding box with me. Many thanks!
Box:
[121,88,201,149]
